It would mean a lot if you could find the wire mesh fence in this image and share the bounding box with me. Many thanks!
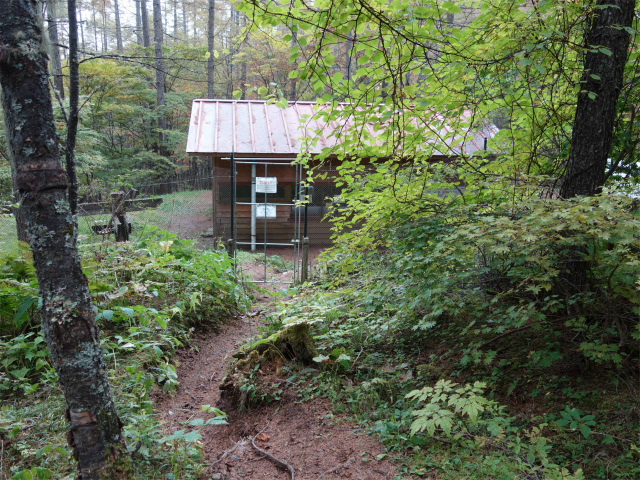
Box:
[0,162,343,259]
[0,175,217,258]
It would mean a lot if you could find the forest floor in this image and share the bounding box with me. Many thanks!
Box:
[156,255,399,480]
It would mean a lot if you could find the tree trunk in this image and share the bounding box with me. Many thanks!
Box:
[558,0,634,292]
[239,14,247,100]
[46,0,65,100]
[207,0,216,98]
[92,0,98,51]
[67,0,80,215]
[78,6,86,56]
[173,0,178,42]
[153,0,167,150]
[182,0,187,37]
[114,0,123,53]
[345,31,353,83]
[136,0,143,45]
[289,29,297,101]
[141,0,151,48]
[560,0,635,198]
[0,1,129,478]
[101,1,108,52]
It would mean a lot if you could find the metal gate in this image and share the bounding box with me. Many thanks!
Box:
[227,153,303,284]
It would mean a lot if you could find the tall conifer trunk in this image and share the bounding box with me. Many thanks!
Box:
[182,0,187,37]
[114,0,123,53]
[46,0,65,99]
[153,0,167,150]
[136,0,143,45]
[207,0,216,98]
[0,1,129,478]
[141,0,151,48]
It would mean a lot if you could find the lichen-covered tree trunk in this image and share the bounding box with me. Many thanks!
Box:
[0,1,129,478]
[560,0,635,198]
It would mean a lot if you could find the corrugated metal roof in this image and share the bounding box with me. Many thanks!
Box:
[186,99,498,158]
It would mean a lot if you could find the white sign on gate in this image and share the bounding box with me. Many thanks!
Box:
[256,177,278,193]
[256,204,277,218]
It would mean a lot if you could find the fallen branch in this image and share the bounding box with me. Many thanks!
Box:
[315,457,354,480]
[251,426,295,480]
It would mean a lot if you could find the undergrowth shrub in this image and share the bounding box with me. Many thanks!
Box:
[257,188,639,478]
[0,227,246,478]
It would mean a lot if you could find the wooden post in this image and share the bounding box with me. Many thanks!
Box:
[110,191,129,242]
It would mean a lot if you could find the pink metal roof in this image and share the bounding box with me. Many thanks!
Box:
[186,99,498,158]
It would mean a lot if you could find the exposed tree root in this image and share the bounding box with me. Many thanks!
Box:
[314,457,355,480]
[250,426,295,480]
[208,441,241,470]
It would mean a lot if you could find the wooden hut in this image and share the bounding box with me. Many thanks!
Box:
[186,99,497,247]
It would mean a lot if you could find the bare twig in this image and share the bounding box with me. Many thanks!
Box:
[251,425,296,480]
[208,441,242,470]
[314,457,355,480]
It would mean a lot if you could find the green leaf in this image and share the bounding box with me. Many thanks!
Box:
[97,309,114,322]
[13,297,35,327]
[10,367,29,379]
[579,424,592,438]
[205,417,228,425]
[182,430,202,442]
[186,418,205,426]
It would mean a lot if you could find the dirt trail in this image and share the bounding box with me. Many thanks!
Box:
[157,289,397,479]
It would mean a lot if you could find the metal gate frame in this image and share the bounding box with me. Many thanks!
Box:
[226,153,302,284]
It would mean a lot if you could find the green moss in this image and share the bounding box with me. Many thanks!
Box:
[220,322,317,411]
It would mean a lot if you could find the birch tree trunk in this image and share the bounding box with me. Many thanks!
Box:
[0,1,130,478]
